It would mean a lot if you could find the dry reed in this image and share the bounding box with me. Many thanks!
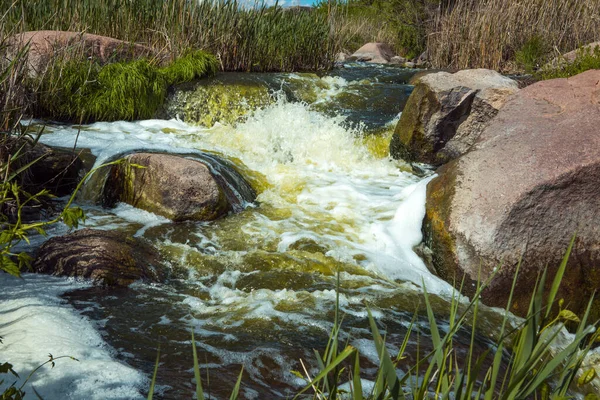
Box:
[427,0,600,71]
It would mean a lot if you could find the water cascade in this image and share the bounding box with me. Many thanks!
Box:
[0,65,504,399]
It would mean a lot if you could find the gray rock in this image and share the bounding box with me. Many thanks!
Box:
[335,52,349,63]
[390,56,407,65]
[403,61,416,68]
[104,153,231,221]
[390,69,518,166]
[348,43,395,64]
[33,228,167,286]
[424,70,600,318]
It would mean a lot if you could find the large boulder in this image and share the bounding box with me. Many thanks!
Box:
[424,70,600,318]
[104,153,231,221]
[33,228,167,286]
[5,31,156,77]
[390,69,519,166]
[348,43,395,64]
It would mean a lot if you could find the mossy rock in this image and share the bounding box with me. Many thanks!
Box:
[164,78,272,127]
[104,153,231,222]
[390,69,518,166]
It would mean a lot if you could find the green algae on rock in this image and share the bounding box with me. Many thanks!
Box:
[104,153,231,222]
[164,78,273,127]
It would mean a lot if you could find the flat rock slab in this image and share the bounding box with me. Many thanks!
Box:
[33,228,167,286]
[425,69,600,317]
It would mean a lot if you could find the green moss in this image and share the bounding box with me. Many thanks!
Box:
[422,161,460,284]
[35,51,218,122]
[172,81,272,127]
[389,82,436,162]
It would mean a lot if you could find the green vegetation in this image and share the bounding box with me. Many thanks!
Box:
[0,0,335,72]
[538,45,600,80]
[315,0,436,59]
[515,36,550,74]
[36,51,217,122]
[147,243,600,399]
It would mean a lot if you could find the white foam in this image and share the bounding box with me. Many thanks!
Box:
[0,273,145,399]
[39,95,453,295]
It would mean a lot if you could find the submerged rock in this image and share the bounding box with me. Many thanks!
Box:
[162,74,272,126]
[33,228,167,286]
[424,70,600,318]
[104,153,232,221]
[5,30,157,77]
[390,69,518,166]
[348,43,395,64]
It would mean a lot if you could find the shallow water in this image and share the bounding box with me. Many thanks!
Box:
[1,65,501,399]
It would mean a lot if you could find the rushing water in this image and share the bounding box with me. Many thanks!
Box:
[0,65,502,399]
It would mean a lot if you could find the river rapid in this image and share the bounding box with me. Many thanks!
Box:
[0,65,502,399]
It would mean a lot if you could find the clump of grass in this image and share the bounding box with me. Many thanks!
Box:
[515,35,550,74]
[159,51,219,85]
[538,45,600,80]
[35,51,218,122]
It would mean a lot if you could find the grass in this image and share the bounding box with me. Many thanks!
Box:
[0,0,336,72]
[35,51,218,122]
[427,0,600,72]
[538,44,600,80]
[146,238,600,399]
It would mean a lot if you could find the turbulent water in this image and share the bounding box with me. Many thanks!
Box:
[0,65,500,399]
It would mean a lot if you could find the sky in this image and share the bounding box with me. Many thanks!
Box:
[265,0,320,6]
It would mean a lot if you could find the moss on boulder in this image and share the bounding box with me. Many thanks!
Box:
[104,153,231,222]
[390,69,518,166]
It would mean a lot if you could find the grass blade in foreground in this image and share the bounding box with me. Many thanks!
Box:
[191,330,205,400]
[147,345,160,400]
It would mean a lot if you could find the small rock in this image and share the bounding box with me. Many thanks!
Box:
[33,228,167,286]
[5,30,159,77]
[390,56,406,65]
[404,61,416,68]
[335,52,349,63]
[348,43,395,64]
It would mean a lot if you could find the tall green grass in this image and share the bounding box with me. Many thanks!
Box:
[1,0,336,72]
[36,50,218,122]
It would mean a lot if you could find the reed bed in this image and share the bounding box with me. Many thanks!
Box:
[0,0,336,72]
[427,0,600,71]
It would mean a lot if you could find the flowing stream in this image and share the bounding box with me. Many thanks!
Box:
[0,65,504,399]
